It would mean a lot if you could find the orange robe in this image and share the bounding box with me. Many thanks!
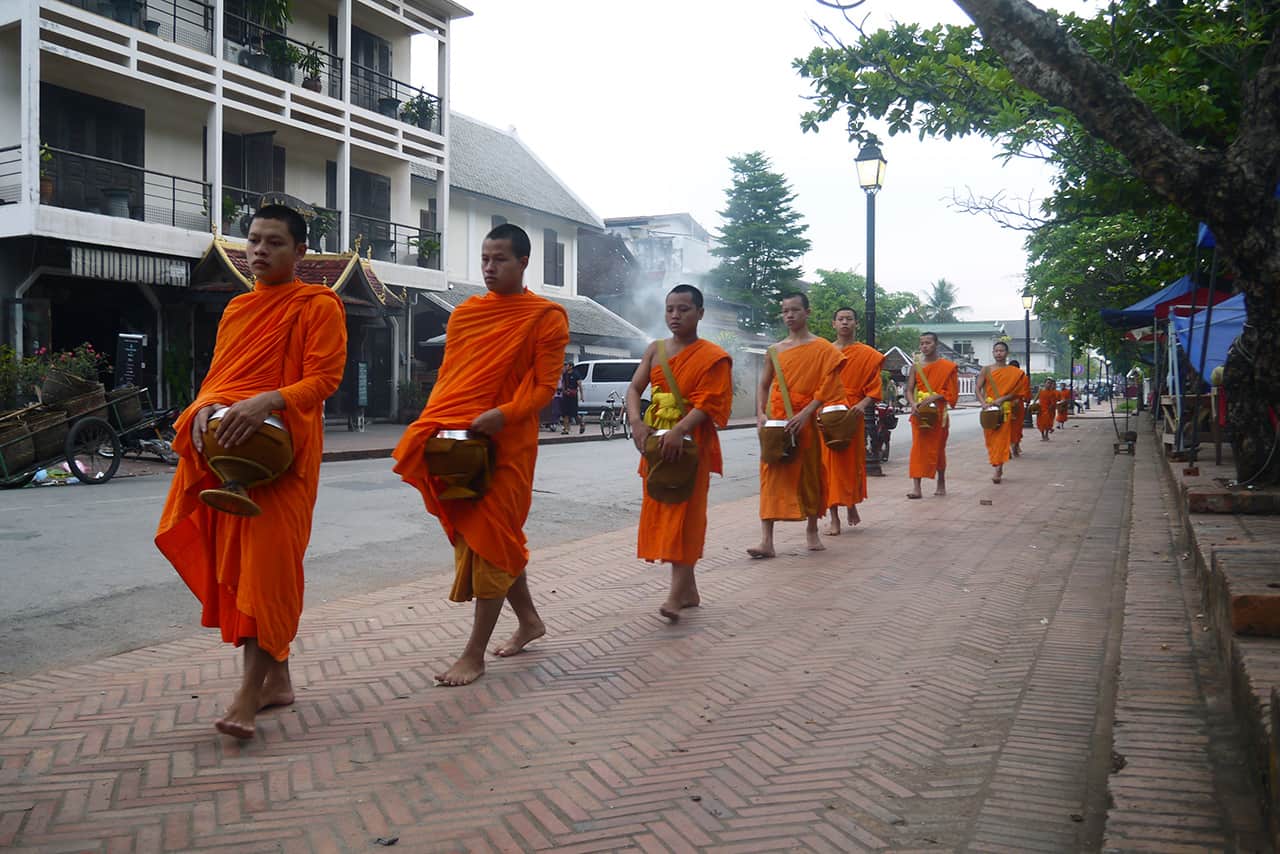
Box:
[636,339,733,564]
[1036,389,1057,433]
[822,342,883,508]
[908,359,959,480]
[1007,370,1031,447]
[760,339,845,521]
[980,365,1021,467]
[393,289,569,577]
[1056,389,1071,424]
[156,280,347,662]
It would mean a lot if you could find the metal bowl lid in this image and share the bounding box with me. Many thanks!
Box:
[821,404,849,414]
[763,420,789,428]
[209,406,285,431]
[436,429,477,440]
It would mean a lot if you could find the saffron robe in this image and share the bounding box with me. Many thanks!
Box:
[1008,370,1031,447]
[393,289,569,576]
[760,339,845,521]
[156,280,347,662]
[1036,389,1058,433]
[1056,389,1071,424]
[908,358,959,480]
[822,342,884,508]
[636,339,733,564]
[980,365,1022,467]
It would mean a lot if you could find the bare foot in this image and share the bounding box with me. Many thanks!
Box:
[847,506,861,526]
[259,684,295,710]
[214,697,257,740]
[435,654,485,686]
[934,488,947,496]
[906,492,922,500]
[824,521,841,536]
[659,598,681,622]
[492,621,546,657]
[747,546,775,559]
[806,530,826,551]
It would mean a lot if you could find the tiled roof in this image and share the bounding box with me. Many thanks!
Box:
[919,321,1007,334]
[430,283,646,342]
[195,241,401,310]
[448,113,604,229]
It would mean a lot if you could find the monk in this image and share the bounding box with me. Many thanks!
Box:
[906,331,959,499]
[976,341,1021,483]
[156,204,347,740]
[1036,378,1058,440]
[393,224,569,687]
[1007,359,1031,456]
[749,292,845,558]
[627,285,733,621]
[822,307,883,535]
[1056,383,1072,430]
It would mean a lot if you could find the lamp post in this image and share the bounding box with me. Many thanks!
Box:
[1085,349,1092,410]
[1068,334,1076,413]
[1021,288,1034,428]
[856,141,888,476]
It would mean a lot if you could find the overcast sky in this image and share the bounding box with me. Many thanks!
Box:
[417,0,1098,322]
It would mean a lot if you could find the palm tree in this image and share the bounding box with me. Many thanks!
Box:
[916,279,970,324]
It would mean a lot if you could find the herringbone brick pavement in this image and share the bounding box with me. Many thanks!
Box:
[2,421,1154,852]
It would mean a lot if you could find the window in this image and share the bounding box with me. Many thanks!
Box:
[953,339,973,356]
[491,215,506,229]
[592,362,638,383]
[544,228,565,286]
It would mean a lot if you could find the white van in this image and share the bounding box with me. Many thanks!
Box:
[572,360,641,414]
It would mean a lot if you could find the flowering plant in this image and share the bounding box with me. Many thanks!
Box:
[17,343,110,395]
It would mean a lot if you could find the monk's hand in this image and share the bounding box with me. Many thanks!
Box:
[191,404,221,454]
[470,407,506,436]
[784,412,807,436]
[216,392,278,450]
[659,425,687,462]
[632,420,652,453]
[756,412,767,429]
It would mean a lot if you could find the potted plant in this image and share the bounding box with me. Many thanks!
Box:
[263,37,301,84]
[308,207,336,251]
[144,19,161,36]
[377,94,401,119]
[38,144,54,204]
[408,234,441,268]
[400,92,437,130]
[299,42,324,92]
[221,191,245,234]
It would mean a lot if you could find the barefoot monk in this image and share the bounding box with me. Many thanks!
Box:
[394,225,569,687]
[749,292,845,558]
[627,285,733,622]
[156,204,347,740]
[977,341,1020,484]
[821,307,883,535]
[1006,358,1031,456]
[906,331,959,499]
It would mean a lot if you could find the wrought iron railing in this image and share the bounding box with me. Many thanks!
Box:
[220,187,342,253]
[0,146,21,205]
[350,214,439,268]
[43,147,208,231]
[223,14,342,97]
[61,0,214,54]
[350,65,440,133]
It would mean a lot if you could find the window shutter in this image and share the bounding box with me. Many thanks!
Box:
[543,228,557,283]
[491,214,506,229]
[556,242,565,287]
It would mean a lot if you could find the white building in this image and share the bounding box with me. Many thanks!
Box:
[603,212,717,290]
[924,319,1057,375]
[0,0,469,415]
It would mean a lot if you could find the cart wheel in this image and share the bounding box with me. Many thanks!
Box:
[65,417,121,484]
[0,471,36,489]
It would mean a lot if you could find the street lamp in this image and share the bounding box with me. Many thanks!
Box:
[1068,334,1076,412]
[1021,288,1034,428]
[856,141,887,476]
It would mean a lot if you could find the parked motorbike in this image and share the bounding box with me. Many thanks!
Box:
[102,405,181,465]
[868,400,899,462]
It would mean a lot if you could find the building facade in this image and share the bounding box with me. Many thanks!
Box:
[1,0,468,414]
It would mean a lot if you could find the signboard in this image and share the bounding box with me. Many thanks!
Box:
[114,333,146,390]
[1073,363,1084,376]
[357,362,369,408]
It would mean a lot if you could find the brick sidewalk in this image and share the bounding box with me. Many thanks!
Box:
[0,420,1193,852]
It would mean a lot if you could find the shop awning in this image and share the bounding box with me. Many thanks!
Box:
[1171,293,1247,379]
[1099,275,1233,328]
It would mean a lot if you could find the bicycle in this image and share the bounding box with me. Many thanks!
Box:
[599,391,630,440]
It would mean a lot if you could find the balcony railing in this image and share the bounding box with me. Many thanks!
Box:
[43,147,208,231]
[351,213,439,269]
[62,0,214,54]
[0,146,20,206]
[223,15,342,97]
[221,187,342,253]
[350,66,440,133]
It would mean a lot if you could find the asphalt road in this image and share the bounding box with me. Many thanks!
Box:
[0,409,983,678]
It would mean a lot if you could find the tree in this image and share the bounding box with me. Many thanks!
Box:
[913,278,970,324]
[806,268,923,354]
[796,0,1280,484]
[711,152,812,331]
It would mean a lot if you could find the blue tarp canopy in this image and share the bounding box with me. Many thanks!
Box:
[1170,293,1246,379]
[1100,274,1233,328]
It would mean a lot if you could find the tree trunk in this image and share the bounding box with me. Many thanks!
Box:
[1224,282,1280,486]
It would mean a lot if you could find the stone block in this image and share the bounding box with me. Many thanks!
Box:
[1214,547,1280,636]
[1189,487,1280,515]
